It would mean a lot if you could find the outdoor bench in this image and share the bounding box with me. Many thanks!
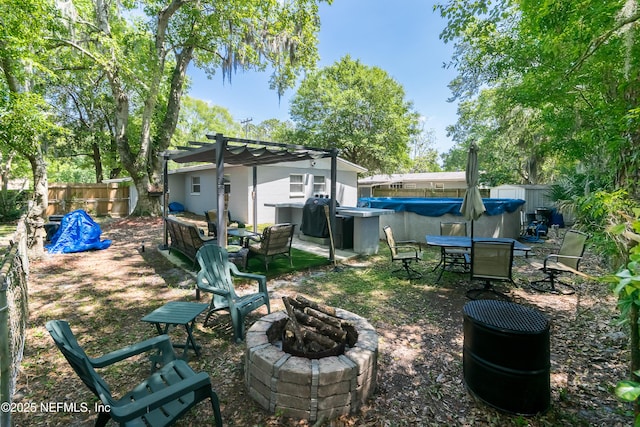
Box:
[166,216,248,270]
[166,216,216,267]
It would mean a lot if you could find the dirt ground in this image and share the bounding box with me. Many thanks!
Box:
[9,217,634,426]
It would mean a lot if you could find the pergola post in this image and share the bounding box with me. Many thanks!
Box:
[160,152,169,250]
[215,133,227,247]
[167,134,340,262]
[329,148,338,262]
[252,166,258,233]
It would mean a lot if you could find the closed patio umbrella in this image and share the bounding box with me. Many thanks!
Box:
[460,142,486,237]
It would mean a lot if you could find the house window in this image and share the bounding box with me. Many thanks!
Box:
[191,176,201,194]
[313,175,326,194]
[290,174,304,197]
[390,182,403,190]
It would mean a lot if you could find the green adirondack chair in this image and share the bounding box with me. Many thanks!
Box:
[46,320,222,427]
[196,244,270,342]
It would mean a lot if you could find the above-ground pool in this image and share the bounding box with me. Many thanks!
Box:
[358,197,526,242]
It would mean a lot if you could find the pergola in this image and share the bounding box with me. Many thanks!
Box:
[162,133,340,260]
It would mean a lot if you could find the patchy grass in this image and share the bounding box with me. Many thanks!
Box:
[7,217,634,426]
[245,247,330,278]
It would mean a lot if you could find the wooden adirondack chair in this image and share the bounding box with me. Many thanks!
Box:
[196,244,270,342]
[46,320,222,427]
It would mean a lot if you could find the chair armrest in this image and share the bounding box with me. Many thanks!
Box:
[230,263,268,292]
[247,234,263,243]
[90,334,176,368]
[396,240,422,250]
[107,371,213,422]
[393,244,421,254]
[543,254,592,278]
[544,253,583,267]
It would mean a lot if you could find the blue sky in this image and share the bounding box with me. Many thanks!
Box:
[187,0,459,153]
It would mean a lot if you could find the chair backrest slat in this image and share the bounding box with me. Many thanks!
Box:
[441,222,467,237]
[471,240,514,281]
[196,245,237,302]
[558,230,589,270]
[46,320,113,403]
[383,226,397,257]
[259,224,294,255]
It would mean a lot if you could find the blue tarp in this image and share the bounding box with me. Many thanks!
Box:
[45,210,112,254]
[358,197,525,217]
[169,202,185,213]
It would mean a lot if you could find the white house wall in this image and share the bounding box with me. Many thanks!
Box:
[167,174,186,208]
[257,160,359,225]
[230,167,250,224]
[167,157,361,226]
[177,168,216,216]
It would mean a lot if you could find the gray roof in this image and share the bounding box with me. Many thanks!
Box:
[358,172,466,186]
[167,134,334,166]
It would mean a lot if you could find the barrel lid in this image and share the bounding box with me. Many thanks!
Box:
[463,300,549,333]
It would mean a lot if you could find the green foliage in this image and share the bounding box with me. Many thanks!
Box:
[405,122,441,173]
[436,0,640,197]
[441,89,550,185]
[48,158,97,183]
[287,55,420,174]
[570,189,636,264]
[606,208,640,423]
[250,119,294,142]
[575,190,634,231]
[0,190,29,221]
[174,97,242,145]
[0,92,59,157]
[47,0,327,215]
[47,60,119,182]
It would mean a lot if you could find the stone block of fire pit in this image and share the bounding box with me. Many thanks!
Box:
[245,305,378,422]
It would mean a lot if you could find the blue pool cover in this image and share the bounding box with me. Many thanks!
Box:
[46,210,112,254]
[358,197,525,217]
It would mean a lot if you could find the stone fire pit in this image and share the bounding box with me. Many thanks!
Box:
[245,308,378,422]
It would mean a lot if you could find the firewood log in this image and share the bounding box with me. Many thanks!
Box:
[284,322,337,352]
[293,309,347,343]
[304,307,343,329]
[299,326,338,349]
[294,295,337,317]
[282,297,304,348]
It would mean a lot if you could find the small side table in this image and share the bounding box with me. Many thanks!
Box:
[227,246,249,270]
[142,301,208,358]
[227,228,259,247]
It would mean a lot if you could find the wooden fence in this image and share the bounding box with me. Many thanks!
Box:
[372,188,490,198]
[47,183,130,217]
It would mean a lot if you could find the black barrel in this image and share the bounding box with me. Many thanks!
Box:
[463,300,550,416]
